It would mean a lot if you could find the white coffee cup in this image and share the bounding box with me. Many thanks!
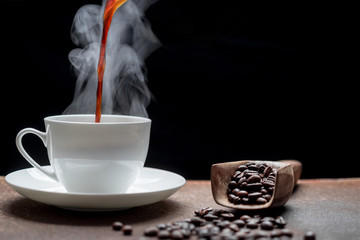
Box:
[16,114,151,194]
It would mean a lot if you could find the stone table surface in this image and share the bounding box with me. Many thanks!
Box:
[1,177,360,239]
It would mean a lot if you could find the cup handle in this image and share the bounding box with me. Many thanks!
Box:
[16,128,58,181]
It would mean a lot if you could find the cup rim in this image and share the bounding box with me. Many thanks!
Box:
[44,114,151,125]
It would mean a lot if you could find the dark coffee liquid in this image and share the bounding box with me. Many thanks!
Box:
[95,0,127,123]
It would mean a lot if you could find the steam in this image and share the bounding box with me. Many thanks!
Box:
[64,0,160,117]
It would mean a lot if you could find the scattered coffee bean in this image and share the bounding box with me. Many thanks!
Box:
[240,215,251,221]
[171,230,184,240]
[281,228,294,237]
[198,207,213,217]
[204,213,218,221]
[275,216,287,228]
[220,212,235,220]
[158,230,171,239]
[122,225,132,235]
[190,216,205,226]
[112,221,123,231]
[144,226,159,236]
[157,223,166,230]
[228,161,277,205]
[271,229,282,237]
[233,219,246,228]
[304,231,316,240]
[217,220,230,229]
[260,220,274,230]
[229,223,240,232]
[246,221,258,229]
[261,217,275,223]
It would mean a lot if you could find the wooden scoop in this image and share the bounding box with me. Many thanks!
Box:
[211,160,302,210]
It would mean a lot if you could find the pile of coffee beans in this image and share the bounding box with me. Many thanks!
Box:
[141,207,316,239]
[227,162,277,204]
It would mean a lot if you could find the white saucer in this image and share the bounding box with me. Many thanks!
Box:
[5,166,186,211]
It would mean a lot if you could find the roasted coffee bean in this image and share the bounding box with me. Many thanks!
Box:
[216,220,230,229]
[199,207,213,216]
[239,182,247,190]
[229,223,239,232]
[263,180,275,188]
[258,164,267,173]
[228,181,237,190]
[246,183,262,192]
[254,230,268,238]
[256,197,268,204]
[263,166,273,177]
[220,212,235,220]
[112,221,123,231]
[249,217,261,224]
[260,221,274,230]
[233,196,241,204]
[158,230,171,239]
[197,228,210,238]
[144,226,158,236]
[240,215,251,221]
[264,194,272,201]
[248,192,262,199]
[122,225,132,235]
[209,226,221,235]
[157,223,167,230]
[245,172,259,178]
[231,188,240,195]
[238,165,247,171]
[228,194,236,202]
[260,188,268,194]
[248,165,259,171]
[247,175,261,183]
[267,175,276,181]
[246,221,258,229]
[236,190,248,198]
[233,171,241,178]
[235,231,247,240]
[204,213,219,221]
[191,217,205,226]
[211,209,223,216]
[181,229,191,238]
[271,229,282,237]
[171,230,184,240]
[241,197,250,204]
[275,216,286,228]
[281,228,293,237]
[237,177,247,186]
[261,217,275,223]
[233,219,246,228]
[220,228,233,236]
[304,231,316,240]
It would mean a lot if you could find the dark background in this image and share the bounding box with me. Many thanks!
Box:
[1,0,357,179]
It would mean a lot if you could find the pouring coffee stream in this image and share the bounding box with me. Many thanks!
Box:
[96,0,128,123]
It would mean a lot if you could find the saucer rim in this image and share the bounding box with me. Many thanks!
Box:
[5,166,186,196]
